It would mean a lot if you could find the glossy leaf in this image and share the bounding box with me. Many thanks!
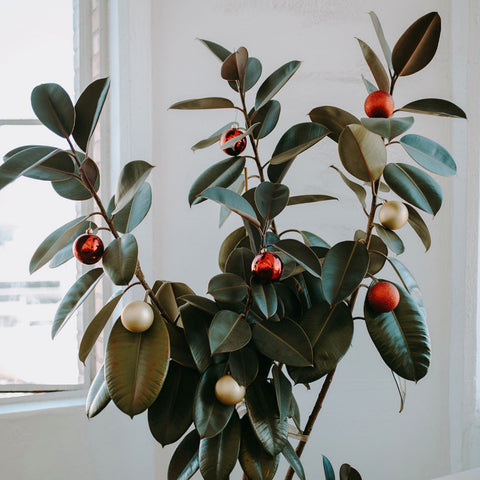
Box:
[180,303,213,372]
[338,124,386,182]
[208,273,248,304]
[399,134,456,176]
[189,158,245,206]
[251,100,281,139]
[198,38,230,61]
[354,230,387,275]
[199,411,241,480]
[272,365,291,421]
[374,223,405,255]
[148,362,199,446]
[219,175,245,227]
[221,47,248,82]
[330,165,367,211]
[229,346,259,386]
[166,323,196,369]
[362,75,378,94]
[113,182,152,233]
[31,83,75,137]
[230,57,262,92]
[79,288,126,364]
[323,456,335,480]
[365,282,430,381]
[239,415,279,480]
[245,378,289,455]
[251,282,278,319]
[322,241,369,305]
[86,364,111,419]
[405,204,431,251]
[113,160,154,214]
[255,181,289,221]
[168,430,200,480]
[340,464,362,480]
[252,317,313,367]
[156,281,194,324]
[30,215,88,274]
[309,106,360,143]
[169,97,235,110]
[383,163,443,215]
[105,312,170,417]
[356,38,389,92]
[282,441,306,480]
[287,194,337,206]
[272,239,322,278]
[288,302,353,384]
[181,295,219,316]
[194,363,235,438]
[369,11,393,71]
[191,122,235,151]
[200,187,261,227]
[299,230,330,248]
[102,234,138,285]
[255,60,301,110]
[392,12,441,76]
[225,247,255,281]
[398,98,466,119]
[218,227,246,272]
[52,268,103,339]
[209,310,251,354]
[73,77,111,151]
[269,123,329,166]
[288,393,301,432]
[361,116,414,141]
[52,174,96,201]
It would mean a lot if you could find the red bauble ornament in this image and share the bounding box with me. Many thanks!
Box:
[73,233,104,265]
[251,251,283,283]
[220,128,247,156]
[364,91,395,118]
[367,281,400,313]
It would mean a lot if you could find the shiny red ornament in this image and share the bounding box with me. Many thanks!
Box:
[251,251,283,283]
[220,128,247,156]
[73,233,104,265]
[367,281,400,313]
[364,91,395,118]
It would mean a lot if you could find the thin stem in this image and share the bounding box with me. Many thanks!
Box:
[389,73,398,95]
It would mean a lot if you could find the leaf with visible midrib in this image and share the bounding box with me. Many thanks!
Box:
[168,430,200,480]
[86,364,111,419]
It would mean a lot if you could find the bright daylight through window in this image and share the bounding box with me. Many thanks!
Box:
[0,1,83,395]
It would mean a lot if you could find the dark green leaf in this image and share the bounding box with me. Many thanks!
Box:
[245,379,289,455]
[323,455,335,480]
[239,415,279,480]
[255,181,289,221]
[365,282,430,381]
[73,77,111,151]
[251,282,278,319]
[272,239,322,278]
[356,38,389,92]
[362,75,378,94]
[225,247,254,282]
[170,97,235,110]
[166,322,196,369]
[251,100,281,139]
[113,160,154,213]
[229,347,259,386]
[102,234,138,285]
[322,241,369,305]
[209,310,251,354]
[399,134,456,176]
[79,288,126,364]
[252,317,313,367]
[338,124,386,182]
[31,83,75,137]
[199,411,241,480]
[405,204,431,251]
[374,223,405,255]
[272,365,291,421]
[208,273,248,304]
[194,363,235,438]
[255,60,301,110]
[189,157,246,206]
[113,182,152,233]
[52,268,103,339]
[148,362,198,446]
[299,231,330,248]
[230,57,262,92]
[309,106,360,143]
[219,176,245,227]
[191,122,235,151]
[219,227,246,272]
[86,364,110,418]
[330,165,367,210]
[105,312,170,417]
[392,12,441,76]
[287,194,337,206]
[354,230,387,275]
[52,174,95,201]
[369,11,393,71]
[288,395,301,432]
[340,464,362,480]
[282,441,306,480]
[398,98,466,119]
[181,295,219,316]
[156,281,195,324]
[168,430,200,480]
[383,163,443,215]
[30,215,88,274]
[198,38,231,61]
[361,116,414,141]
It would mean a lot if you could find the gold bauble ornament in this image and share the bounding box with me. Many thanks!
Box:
[120,300,154,333]
[378,201,409,230]
[214,374,246,406]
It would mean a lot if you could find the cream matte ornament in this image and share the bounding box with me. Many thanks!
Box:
[214,374,246,406]
[120,300,154,333]
[378,201,409,230]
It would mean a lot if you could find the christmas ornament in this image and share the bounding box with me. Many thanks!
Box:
[378,201,409,230]
[214,374,246,405]
[220,127,247,156]
[364,91,395,118]
[72,232,104,264]
[120,300,154,333]
[367,281,400,312]
[251,251,283,283]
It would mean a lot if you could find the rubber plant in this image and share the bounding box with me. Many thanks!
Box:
[0,11,465,480]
